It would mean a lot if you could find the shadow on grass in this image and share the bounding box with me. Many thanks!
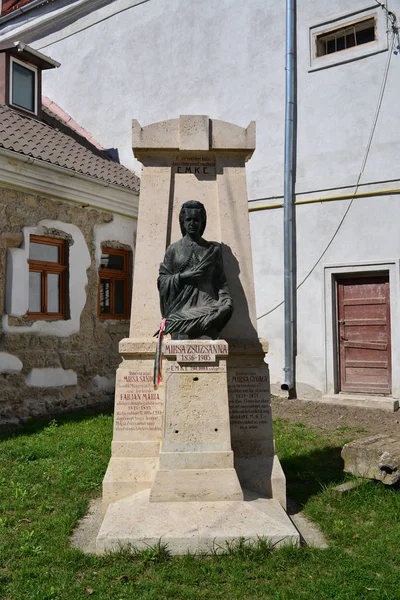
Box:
[281,445,345,507]
[0,403,114,441]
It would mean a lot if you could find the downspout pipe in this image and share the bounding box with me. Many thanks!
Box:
[281,0,297,398]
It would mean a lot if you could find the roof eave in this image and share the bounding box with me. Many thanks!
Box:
[0,146,139,219]
[0,40,60,69]
[0,145,139,195]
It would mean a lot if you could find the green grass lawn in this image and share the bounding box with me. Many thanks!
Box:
[1,412,399,600]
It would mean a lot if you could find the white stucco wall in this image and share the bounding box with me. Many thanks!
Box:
[22,0,399,199]
[94,214,136,268]
[0,352,23,373]
[252,193,400,396]
[4,0,400,396]
[26,368,78,387]
[27,0,287,199]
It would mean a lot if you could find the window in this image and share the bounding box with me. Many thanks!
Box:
[98,248,131,319]
[28,235,68,319]
[316,17,376,57]
[309,8,387,71]
[10,56,38,114]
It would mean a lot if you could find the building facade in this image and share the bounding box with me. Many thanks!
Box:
[1,0,400,409]
[0,40,139,427]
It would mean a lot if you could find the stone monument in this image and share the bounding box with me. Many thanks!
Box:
[96,115,299,553]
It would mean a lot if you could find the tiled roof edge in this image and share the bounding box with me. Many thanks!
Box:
[1,0,47,19]
[42,96,105,151]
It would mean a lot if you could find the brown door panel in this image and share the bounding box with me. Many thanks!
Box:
[343,304,386,319]
[343,325,388,342]
[345,347,388,361]
[337,276,391,395]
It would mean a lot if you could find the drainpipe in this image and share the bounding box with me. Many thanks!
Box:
[281,0,297,398]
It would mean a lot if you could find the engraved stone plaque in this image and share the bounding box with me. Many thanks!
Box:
[228,368,271,437]
[173,154,216,176]
[114,369,163,435]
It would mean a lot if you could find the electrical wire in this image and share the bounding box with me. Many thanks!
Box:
[37,0,152,50]
[257,27,397,321]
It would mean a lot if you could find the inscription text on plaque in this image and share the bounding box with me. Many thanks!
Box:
[115,370,163,433]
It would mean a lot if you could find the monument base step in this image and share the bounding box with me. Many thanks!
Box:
[96,488,300,555]
[150,467,243,502]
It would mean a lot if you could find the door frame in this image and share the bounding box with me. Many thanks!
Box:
[323,260,400,398]
[337,274,391,395]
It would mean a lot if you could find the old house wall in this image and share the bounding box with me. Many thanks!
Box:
[0,186,136,427]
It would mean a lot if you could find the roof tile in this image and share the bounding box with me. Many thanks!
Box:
[1,1,43,17]
[0,103,140,192]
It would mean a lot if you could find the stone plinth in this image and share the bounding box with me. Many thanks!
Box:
[97,489,299,555]
[227,339,286,508]
[150,340,243,502]
[101,339,162,514]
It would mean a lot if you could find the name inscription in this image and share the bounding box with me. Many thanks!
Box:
[173,155,216,176]
[115,370,163,433]
[165,343,228,356]
[176,165,214,175]
[228,369,270,432]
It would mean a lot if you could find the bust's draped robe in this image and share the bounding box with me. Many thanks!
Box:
[158,236,233,337]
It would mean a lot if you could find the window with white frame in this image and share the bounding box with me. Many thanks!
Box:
[310,8,387,71]
[28,235,68,319]
[10,56,38,114]
[316,17,376,57]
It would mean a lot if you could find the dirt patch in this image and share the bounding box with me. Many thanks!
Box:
[271,396,400,438]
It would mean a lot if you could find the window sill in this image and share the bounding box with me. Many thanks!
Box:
[25,314,66,321]
[9,102,39,118]
[309,45,387,72]
[98,316,130,322]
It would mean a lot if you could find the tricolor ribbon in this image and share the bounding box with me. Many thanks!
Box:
[153,317,167,388]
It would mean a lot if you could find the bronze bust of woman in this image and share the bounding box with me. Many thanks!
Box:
[157,201,233,339]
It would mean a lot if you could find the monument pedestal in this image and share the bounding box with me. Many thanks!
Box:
[227,339,287,509]
[101,339,163,514]
[97,340,299,553]
[97,115,299,554]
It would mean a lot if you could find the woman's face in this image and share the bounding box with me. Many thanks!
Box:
[184,209,202,235]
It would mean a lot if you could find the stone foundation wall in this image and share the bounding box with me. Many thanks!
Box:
[0,187,135,429]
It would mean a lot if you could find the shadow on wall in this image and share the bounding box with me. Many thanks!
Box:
[221,242,258,340]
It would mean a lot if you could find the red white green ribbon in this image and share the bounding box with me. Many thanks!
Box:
[153,318,167,388]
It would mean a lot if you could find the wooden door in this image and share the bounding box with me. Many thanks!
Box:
[337,275,391,394]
